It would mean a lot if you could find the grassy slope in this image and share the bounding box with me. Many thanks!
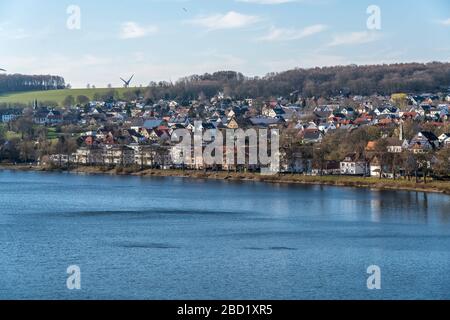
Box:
[0,88,132,106]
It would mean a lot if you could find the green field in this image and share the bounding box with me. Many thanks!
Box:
[0,88,135,106]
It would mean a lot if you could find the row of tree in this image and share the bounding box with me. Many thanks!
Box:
[140,63,450,101]
[0,74,66,93]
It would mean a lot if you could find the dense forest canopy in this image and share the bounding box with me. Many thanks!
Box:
[0,74,65,94]
[144,62,450,101]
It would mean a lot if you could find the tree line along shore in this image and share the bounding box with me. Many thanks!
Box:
[1,164,449,196]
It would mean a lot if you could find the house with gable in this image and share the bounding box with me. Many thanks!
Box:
[0,108,22,123]
[438,133,450,147]
[409,131,439,153]
[340,153,368,176]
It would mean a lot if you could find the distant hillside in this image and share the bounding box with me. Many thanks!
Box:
[1,62,450,106]
[145,62,450,100]
[0,87,134,107]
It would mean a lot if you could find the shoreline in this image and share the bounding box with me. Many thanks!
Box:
[1,164,450,196]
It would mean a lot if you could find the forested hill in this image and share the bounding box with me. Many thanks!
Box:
[0,74,66,94]
[145,62,450,100]
[2,62,450,100]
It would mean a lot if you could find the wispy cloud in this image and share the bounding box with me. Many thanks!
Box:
[119,22,158,39]
[187,11,261,30]
[439,18,450,26]
[0,22,30,40]
[236,0,298,4]
[329,31,381,46]
[258,24,327,41]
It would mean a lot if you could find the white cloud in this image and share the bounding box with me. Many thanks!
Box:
[236,0,298,4]
[329,31,381,46]
[119,22,158,39]
[187,11,261,30]
[258,24,327,41]
[0,23,30,40]
[439,18,450,26]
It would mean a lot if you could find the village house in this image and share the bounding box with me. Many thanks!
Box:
[262,105,285,118]
[249,117,282,128]
[0,109,22,123]
[409,131,439,153]
[340,107,355,117]
[401,112,419,121]
[226,117,240,129]
[386,137,409,153]
[374,106,398,117]
[33,107,50,125]
[132,144,169,168]
[75,146,104,165]
[340,153,367,176]
[428,107,441,119]
[143,119,165,130]
[369,156,382,177]
[368,156,396,178]
[129,118,145,131]
[439,133,450,146]
[99,145,135,166]
[302,130,323,144]
[311,161,340,176]
[318,122,336,133]
[414,104,432,117]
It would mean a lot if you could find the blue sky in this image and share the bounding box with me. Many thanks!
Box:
[0,0,449,88]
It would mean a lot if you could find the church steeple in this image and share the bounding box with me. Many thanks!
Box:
[399,122,404,141]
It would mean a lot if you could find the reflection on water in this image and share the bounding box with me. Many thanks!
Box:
[0,170,449,300]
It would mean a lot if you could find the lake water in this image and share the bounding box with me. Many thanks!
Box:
[0,170,449,300]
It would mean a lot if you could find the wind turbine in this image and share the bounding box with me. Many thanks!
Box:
[0,68,6,72]
[120,75,134,88]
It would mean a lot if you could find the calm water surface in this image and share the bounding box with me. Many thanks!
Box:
[0,170,449,299]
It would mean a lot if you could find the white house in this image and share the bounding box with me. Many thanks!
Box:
[340,153,367,175]
[1,114,18,123]
[439,133,450,146]
[386,138,409,153]
[318,122,336,133]
[369,156,381,177]
[341,107,355,116]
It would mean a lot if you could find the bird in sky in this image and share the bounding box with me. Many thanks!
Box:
[182,7,188,12]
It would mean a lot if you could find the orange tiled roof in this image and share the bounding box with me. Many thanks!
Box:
[366,141,377,151]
